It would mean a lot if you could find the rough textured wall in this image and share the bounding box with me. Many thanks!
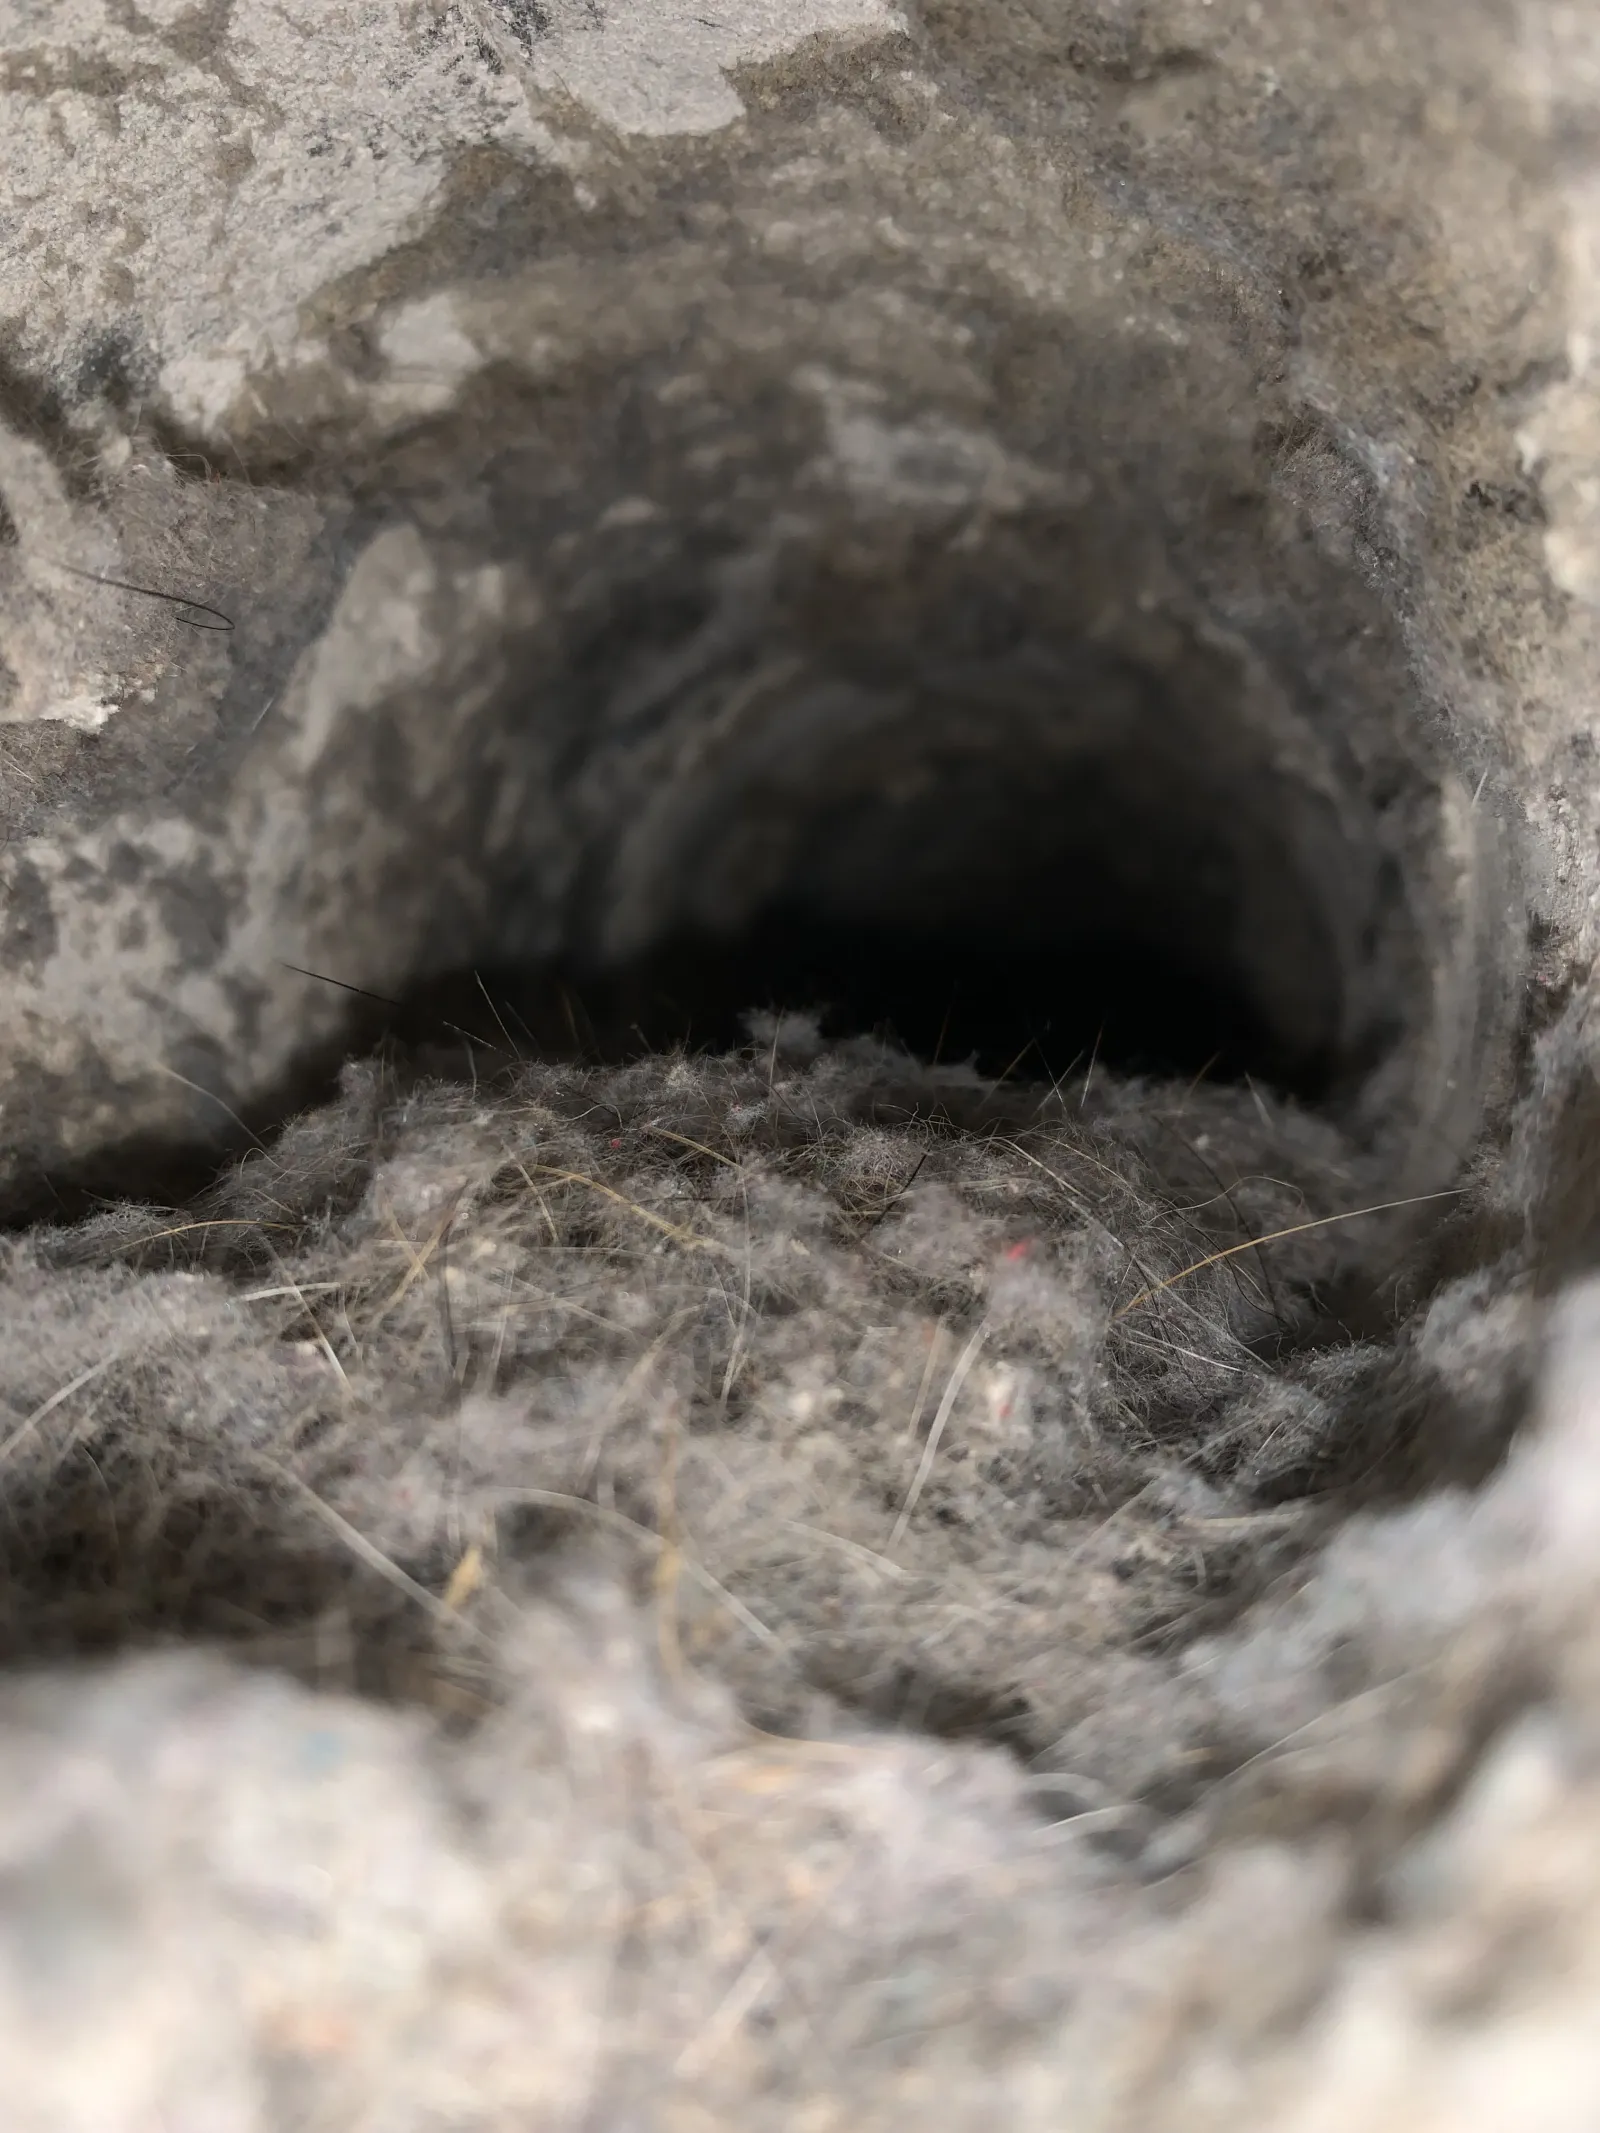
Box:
[5,0,1600,2125]
[2,0,1578,1199]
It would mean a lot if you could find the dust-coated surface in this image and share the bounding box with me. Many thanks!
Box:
[7,0,1600,2125]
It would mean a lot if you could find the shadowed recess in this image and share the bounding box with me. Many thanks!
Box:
[406,624,1389,1098]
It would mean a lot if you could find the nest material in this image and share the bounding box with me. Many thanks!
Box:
[7,1029,1398,1751]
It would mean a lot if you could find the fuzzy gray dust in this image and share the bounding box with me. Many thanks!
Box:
[5,0,1600,2124]
[6,1030,1411,1757]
